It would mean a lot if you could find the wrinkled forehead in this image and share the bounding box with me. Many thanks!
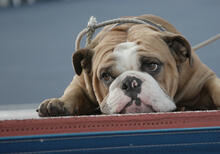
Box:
[95,41,165,78]
[94,42,139,78]
[93,25,172,73]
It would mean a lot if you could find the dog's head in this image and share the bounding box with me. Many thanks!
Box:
[72,21,192,114]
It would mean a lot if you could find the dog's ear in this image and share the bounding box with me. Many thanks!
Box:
[72,48,94,76]
[162,32,193,66]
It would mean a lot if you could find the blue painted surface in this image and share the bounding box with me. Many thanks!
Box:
[1,127,220,154]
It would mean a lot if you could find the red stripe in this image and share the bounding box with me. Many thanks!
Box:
[1,111,220,137]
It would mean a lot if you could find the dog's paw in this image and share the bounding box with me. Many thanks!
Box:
[37,98,72,117]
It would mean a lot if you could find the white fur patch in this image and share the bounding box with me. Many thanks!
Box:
[113,42,139,72]
[106,88,131,113]
[137,73,176,112]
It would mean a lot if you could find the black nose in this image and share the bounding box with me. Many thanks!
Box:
[121,76,142,93]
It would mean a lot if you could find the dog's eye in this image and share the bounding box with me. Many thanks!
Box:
[145,63,159,72]
[101,72,111,81]
[141,59,162,75]
[100,72,114,85]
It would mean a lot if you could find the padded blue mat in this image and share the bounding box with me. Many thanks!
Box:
[1,127,220,154]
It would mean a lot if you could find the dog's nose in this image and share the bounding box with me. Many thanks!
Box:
[121,76,142,93]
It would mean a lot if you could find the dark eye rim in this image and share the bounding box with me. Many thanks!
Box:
[100,71,115,86]
[145,63,159,71]
[140,57,163,75]
[100,72,111,80]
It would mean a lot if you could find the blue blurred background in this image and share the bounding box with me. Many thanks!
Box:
[0,0,219,110]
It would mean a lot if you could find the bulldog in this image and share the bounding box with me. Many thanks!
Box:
[38,14,220,116]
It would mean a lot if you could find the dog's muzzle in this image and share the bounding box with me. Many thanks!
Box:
[100,71,176,114]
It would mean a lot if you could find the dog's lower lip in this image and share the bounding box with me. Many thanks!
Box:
[118,103,156,114]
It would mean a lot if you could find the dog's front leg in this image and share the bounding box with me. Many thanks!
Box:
[38,76,99,117]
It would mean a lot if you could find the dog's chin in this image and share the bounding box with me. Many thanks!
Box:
[101,98,160,114]
[100,95,168,114]
[119,100,156,114]
[100,89,176,114]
